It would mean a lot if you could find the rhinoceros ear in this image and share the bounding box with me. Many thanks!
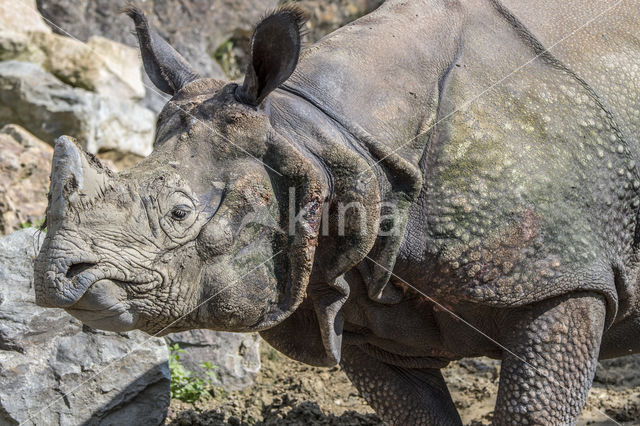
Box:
[123,5,199,95]
[235,6,308,106]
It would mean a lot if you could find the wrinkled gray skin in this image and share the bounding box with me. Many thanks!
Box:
[34,1,640,424]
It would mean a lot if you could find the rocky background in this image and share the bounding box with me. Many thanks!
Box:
[1,1,638,425]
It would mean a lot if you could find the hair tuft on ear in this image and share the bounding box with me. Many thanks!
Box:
[121,4,146,30]
[266,4,309,38]
[236,5,309,106]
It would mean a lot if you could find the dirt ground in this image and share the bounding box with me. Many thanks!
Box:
[166,344,640,425]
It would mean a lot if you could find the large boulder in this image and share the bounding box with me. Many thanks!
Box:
[166,330,261,391]
[0,30,46,64]
[0,30,145,101]
[33,33,146,100]
[0,125,51,235]
[0,0,51,34]
[0,61,155,156]
[0,228,171,425]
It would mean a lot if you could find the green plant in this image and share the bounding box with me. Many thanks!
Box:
[213,38,242,79]
[200,361,219,383]
[168,344,219,403]
[19,217,45,230]
[266,347,280,361]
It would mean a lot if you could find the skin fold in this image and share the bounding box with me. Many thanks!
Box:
[34,1,640,424]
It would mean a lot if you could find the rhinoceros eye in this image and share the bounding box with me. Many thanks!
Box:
[170,205,191,221]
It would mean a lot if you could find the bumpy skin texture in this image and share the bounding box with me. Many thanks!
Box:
[33,1,640,424]
[341,345,462,426]
[493,294,606,425]
[399,0,639,314]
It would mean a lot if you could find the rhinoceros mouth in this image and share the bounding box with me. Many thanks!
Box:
[64,278,141,332]
[40,257,160,308]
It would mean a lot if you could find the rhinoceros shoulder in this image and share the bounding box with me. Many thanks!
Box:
[401,6,640,315]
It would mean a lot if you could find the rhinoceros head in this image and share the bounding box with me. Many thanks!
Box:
[33,6,328,336]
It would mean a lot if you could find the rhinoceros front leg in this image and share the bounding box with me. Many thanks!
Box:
[494,293,606,425]
[340,345,462,425]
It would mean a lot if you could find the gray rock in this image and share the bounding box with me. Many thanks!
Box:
[0,61,155,156]
[0,229,170,425]
[166,330,261,391]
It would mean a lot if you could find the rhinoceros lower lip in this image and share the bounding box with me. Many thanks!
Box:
[66,306,139,332]
[67,278,129,309]
[50,269,110,307]
[64,278,140,332]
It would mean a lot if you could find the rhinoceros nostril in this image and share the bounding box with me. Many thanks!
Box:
[66,262,96,279]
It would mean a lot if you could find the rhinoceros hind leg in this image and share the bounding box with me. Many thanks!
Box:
[340,345,462,426]
[494,293,606,425]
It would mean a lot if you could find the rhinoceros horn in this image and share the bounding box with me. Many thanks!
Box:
[47,136,113,231]
[123,5,199,95]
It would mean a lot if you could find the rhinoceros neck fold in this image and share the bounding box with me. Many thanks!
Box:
[281,0,463,183]
[267,87,413,304]
[268,0,467,303]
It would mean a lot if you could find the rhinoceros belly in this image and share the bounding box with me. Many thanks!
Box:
[341,269,505,364]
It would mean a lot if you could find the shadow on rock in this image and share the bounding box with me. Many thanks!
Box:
[77,362,170,426]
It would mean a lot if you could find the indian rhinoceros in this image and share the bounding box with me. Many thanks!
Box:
[34,1,640,424]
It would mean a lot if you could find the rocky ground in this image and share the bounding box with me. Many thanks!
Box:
[166,344,640,425]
